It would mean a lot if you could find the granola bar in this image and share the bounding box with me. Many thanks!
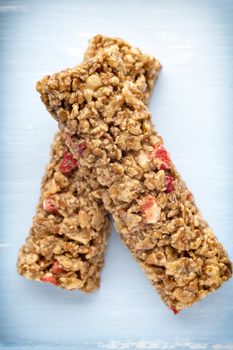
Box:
[18,36,161,291]
[37,48,232,310]
[17,132,110,291]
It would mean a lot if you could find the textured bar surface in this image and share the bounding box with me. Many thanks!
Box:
[84,35,161,103]
[17,132,110,291]
[37,48,232,310]
[18,35,161,291]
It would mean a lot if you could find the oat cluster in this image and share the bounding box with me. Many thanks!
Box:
[36,43,232,312]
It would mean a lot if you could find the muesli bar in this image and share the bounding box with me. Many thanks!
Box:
[17,132,110,291]
[37,48,232,310]
[18,36,161,291]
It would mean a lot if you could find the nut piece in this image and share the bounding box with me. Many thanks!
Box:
[86,74,102,90]
[137,151,150,168]
[77,210,89,229]
[109,178,141,203]
[166,258,199,286]
[83,89,93,102]
[144,170,166,191]
[124,212,142,230]
[25,253,39,265]
[145,251,166,266]
[59,276,83,290]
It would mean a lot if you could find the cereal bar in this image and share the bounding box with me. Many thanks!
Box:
[18,36,161,291]
[17,132,109,291]
[37,48,232,310]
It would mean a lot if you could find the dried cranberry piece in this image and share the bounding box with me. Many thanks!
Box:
[151,143,172,170]
[140,195,161,224]
[51,261,63,275]
[165,175,174,193]
[76,142,86,156]
[171,307,178,314]
[41,274,59,286]
[43,198,58,214]
[186,192,193,202]
[58,151,78,174]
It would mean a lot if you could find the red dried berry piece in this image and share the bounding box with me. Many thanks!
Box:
[43,198,58,214]
[41,274,59,286]
[186,192,193,202]
[51,261,63,275]
[165,175,174,193]
[141,195,156,212]
[140,195,161,224]
[76,141,86,156]
[58,151,78,174]
[171,307,179,314]
[151,143,172,170]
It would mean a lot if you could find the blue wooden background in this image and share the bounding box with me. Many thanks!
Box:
[0,0,233,349]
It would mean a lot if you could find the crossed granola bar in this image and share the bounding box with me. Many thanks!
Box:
[37,47,232,311]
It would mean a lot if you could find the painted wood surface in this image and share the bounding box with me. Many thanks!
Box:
[0,0,233,349]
